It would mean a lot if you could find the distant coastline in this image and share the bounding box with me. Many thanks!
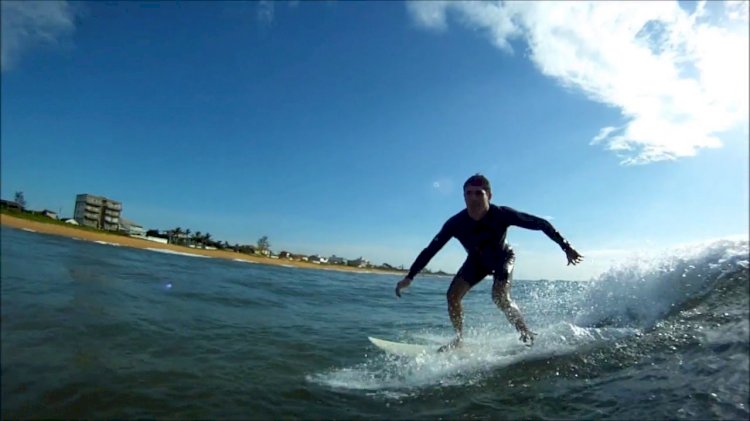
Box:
[0,214,407,276]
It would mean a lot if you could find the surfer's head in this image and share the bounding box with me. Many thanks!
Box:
[463,173,492,214]
[463,173,491,195]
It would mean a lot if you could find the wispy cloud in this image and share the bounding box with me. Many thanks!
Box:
[407,1,749,165]
[258,0,275,27]
[1,0,77,72]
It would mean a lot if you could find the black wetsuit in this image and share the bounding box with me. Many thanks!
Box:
[406,204,569,286]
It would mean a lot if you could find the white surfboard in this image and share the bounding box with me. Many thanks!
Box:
[368,336,435,357]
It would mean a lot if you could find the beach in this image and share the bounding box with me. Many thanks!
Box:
[0,214,402,276]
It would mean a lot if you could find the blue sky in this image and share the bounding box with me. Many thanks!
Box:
[2,1,748,280]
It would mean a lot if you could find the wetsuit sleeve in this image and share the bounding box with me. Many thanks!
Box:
[501,207,571,250]
[406,221,453,279]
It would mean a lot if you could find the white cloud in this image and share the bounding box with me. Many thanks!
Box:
[1,0,77,72]
[407,1,749,165]
[726,0,749,22]
[258,1,275,27]
[407,0,451,31]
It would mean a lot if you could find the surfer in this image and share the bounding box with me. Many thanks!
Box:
[394,174,583,351]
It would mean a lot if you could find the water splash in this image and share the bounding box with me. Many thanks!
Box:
[307,322,636,396]
[575,239,749,329]
[309,239,748,396]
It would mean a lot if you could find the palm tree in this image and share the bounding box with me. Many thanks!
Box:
[185,229,192,247]
[173,227,183,245]
[257,235,270,253]
[14,191,26,209]
[203,233,212,249]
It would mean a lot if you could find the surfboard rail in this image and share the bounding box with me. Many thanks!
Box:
[368,336,434,357]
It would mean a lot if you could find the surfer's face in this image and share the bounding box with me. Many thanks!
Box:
[464,186,490,211]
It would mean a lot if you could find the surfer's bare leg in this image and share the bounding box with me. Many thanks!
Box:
[492,253,535,344]
[440,275,471,352]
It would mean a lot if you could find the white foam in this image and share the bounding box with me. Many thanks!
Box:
[311,239,749,396]
[94,240,120,247]
[22,228,36,233]
[575,239,749,328]
[145,248,210,258]
[308,322,632,396]
[233,259,257,264]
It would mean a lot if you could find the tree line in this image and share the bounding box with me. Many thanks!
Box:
[146,227,271,255]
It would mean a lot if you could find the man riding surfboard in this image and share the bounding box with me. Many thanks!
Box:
[395,174,583,351]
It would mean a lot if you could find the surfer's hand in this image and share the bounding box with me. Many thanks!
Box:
[395,277,413,298]
[564,246,583,266]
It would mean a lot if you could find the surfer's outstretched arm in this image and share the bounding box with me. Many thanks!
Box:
[564,246,583,265]
[500,206,584,265]
[395,222,453,298]
[395,276,412,298]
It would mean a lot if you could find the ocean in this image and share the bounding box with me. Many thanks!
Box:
[1,226,748,419]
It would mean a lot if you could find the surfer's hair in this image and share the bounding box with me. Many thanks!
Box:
[463,173,491,194]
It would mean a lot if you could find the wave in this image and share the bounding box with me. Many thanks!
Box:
[575,239,748,329]
[307,321,638,395]
[309,239,748,396]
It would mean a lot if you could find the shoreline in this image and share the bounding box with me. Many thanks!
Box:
[0,214,405,276]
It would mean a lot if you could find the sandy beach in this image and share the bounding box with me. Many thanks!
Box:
[0,214,403,276]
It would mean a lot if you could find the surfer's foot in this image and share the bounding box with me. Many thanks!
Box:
[519,330,536,347]
[437,337,462,353]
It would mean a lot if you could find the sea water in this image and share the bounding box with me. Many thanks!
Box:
[1,227,748,419]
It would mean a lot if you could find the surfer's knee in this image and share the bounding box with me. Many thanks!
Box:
[493,291,511,310]
[447,285,462,305]
[447,276,469,302]
[492,283,511,309]
[446,287,462,318]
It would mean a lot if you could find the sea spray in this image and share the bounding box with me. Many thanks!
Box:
[574,239,749,329]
